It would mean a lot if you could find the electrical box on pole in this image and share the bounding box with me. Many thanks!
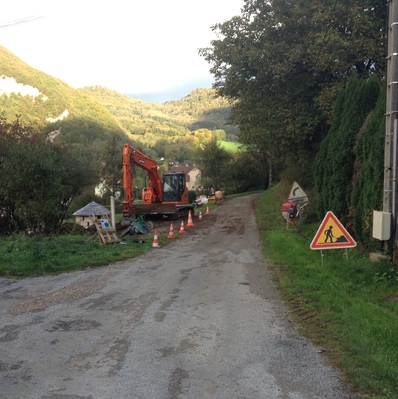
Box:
[373,211,392,241]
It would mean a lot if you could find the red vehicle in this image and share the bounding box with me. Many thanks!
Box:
[122,144,194,224]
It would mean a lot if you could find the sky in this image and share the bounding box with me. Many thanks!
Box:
[0,0,244,103]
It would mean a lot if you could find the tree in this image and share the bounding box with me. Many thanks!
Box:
[197,139,231,191]
[313,74,380,224]
[199,0,387,171]
[223,151,268,194]
[0,115,97,235]
[351,89,385,246]
[98,135,126,201]
[231,99,287,187]
[213,129,227,141]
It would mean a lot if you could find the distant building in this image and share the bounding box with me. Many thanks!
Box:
[73,201,111,228]
[168,166,201,191]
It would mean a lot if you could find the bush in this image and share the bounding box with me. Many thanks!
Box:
[188,190,197,203]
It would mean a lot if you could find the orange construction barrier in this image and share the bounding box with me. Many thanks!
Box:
[198,211,203,221]
[167,223,175,239]
[205,206,210,215]
[152,231,160,247]
[178,220,186,234]
[186,210,195,227]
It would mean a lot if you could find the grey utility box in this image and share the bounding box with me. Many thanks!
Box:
[372,211,392,241]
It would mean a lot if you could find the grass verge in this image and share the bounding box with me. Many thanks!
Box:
[256,182,398,399]
[0,204,220,278]
[0,233,172,278]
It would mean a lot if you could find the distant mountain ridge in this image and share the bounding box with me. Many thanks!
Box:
[81,86,238,139]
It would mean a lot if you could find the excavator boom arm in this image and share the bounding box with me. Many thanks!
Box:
[122,144,163,217]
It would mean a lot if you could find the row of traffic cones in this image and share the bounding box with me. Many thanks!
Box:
[152,207,211,247]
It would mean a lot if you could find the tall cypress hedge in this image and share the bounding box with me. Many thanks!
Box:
[351,90,385,248]
[313,73,380,229]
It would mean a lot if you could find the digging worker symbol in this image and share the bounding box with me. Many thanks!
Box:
[324,225,335,243]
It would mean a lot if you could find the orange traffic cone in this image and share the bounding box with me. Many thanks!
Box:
[186,210,195,227]
[152,231,160,247]
[178,220,186,234]
[205,206,210,215]
[198,211,203,221]
[167,223,175,239]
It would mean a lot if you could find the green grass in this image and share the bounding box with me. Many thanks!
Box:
[256,182,398,399]
[0,233,170,278]
[0,208,218,279]
[218,140,245,153]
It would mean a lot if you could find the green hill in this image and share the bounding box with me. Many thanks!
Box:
[0,46,128,145]
[80,86,239,145]
[0,46,238,159]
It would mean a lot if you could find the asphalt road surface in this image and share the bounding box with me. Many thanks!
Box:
[0,194,354,399]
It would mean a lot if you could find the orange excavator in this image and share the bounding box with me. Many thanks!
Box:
[121,144,194,228]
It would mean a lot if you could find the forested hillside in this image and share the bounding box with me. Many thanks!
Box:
[81,86,237,137]
[0,46,128,144]
[80,86,238,160]
[0,45,237,162]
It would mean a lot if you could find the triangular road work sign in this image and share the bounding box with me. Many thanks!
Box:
[310,211,356,250]
[288,181,308,204]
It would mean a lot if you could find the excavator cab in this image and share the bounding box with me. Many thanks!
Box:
[162,172,186,202]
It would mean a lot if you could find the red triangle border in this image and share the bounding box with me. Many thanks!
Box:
[310,211,357,250]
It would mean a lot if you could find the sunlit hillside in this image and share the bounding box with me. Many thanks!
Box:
[0,45,239,163]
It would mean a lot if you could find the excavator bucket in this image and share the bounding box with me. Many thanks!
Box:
[131,217,149,234]
[120,215,150,236]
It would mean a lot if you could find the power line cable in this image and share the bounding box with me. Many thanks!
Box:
[0,15,43,29]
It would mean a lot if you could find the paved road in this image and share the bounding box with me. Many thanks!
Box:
[0,194,353,399]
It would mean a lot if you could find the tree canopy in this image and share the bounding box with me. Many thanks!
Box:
[199,0,387,174]
[0,115,97,235]
[197,139,232,191]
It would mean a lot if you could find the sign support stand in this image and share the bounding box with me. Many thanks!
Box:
[283,217,297,230]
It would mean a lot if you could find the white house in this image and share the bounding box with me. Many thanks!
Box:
[168,166,201,191]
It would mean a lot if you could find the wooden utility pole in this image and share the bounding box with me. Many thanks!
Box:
[384,0,398,261]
